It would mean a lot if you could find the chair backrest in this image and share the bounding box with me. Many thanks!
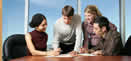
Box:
[3,34,27,61]
[125,36,131,48]
[120,35,131,56]
[124,35,131,55]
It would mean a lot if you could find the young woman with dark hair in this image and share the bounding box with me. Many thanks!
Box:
[25,13,60,56]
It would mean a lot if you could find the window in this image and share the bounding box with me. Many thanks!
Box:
[125,0,131,41]
[2,0,25,44]
[81,0,120,32]
[29,0,77,45]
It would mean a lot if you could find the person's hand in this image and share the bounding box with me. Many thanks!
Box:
[69,51,78,57]
[47,50,60,56]
[79,48,87,53]
[54,48,61,52]
[88,49,95,53]
[91,50,102,56]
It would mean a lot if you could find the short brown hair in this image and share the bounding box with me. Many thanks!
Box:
[84,5,102,16]
[62,5,74,17]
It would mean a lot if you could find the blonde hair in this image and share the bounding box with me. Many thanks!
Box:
[84,5,102,16]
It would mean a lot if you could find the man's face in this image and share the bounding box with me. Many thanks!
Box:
[84,13,96,24]
[63,16,73,24]
[93,23,103,36]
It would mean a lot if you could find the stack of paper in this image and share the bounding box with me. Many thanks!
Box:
[79,53,95,56]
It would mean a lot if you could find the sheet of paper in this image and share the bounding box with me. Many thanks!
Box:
[46,53,95,57]
[79,53,95,56]
[45,54,73,57]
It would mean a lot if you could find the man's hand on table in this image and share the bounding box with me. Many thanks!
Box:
[91,50,102,56]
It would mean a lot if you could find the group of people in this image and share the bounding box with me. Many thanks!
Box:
[25,5,123,56]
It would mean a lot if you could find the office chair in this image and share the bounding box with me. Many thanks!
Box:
[120,35,131,56]
[3,34,27,61]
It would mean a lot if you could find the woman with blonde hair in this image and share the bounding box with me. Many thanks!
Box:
[80,5,117,53]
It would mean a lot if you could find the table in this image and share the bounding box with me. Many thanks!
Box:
[10,56,131,61]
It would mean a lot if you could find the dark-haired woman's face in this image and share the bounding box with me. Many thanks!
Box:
[36,19,47,32]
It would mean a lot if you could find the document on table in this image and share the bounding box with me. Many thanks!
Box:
[79,53,95,56]
[46,53,95,57]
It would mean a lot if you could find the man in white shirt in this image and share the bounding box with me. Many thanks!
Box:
[53,5,83,54]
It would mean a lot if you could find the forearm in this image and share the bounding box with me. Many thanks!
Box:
[31,49,60,56]
[82,23,90,48]
[74,25,82,51]
[30,50,47,56]
[82,22,88,42]
[83,31,89,47]
[74,40,82,52]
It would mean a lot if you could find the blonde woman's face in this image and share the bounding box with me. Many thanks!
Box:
[84,13,96,24]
